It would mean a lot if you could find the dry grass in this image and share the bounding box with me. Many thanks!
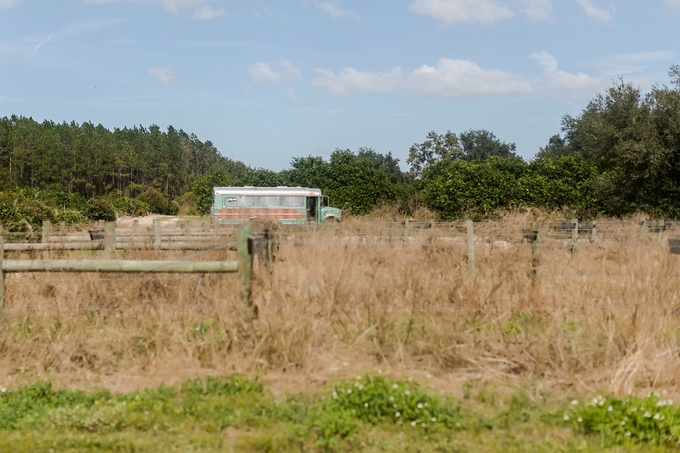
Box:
[1,216,679,401]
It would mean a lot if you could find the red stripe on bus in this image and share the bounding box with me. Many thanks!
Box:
[216,209,305,219]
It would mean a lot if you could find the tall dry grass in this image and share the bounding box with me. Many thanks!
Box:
[1,217,679,399]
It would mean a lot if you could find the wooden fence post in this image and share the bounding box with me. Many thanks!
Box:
[591,221,597,241]
[639,216,647,235]
[41,221,51,243]
[570,218,578,257]
[0,227,4,310]
[403,219,409,242]
[531,222,542,286]
[42,221,51,260]
[104,222,116,257]
[657,220,665,242]
[237,224,254,316]
[264,229,274,272]
[466,220,475,274]
[153,219,161,250]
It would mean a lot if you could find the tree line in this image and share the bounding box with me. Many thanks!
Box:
[1,65,680,230]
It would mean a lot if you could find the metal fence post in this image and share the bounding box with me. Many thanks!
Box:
[237,224,254,316]
[403,219,409,242]
[466,220,475,274]
[153,219,161,250]
[591,221,597,241]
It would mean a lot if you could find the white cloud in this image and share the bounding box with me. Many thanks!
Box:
[311,60,533,98]
[27,34,53,61]
[531,50,559,75]
[575,0,615,24]
[522,0,553,21]
[148,67,177,86]
[82,0,227,20]
[546,70,603,98]
[249,61,303,86]
[284,88,301,105]
[0,0,20,8]
[315,1,361,20]
[531,51,602,98]
[409,0,514,25]
[407,59,534,98]
[190,5,226,19]
[311,67,403,96]
[312,54,602,101]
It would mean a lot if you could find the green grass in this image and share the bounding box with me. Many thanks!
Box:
[1,375,679,452]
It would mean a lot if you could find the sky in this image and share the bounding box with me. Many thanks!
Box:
[0,0,679,170]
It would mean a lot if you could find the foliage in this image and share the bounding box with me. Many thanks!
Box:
[84,198,116,222]
[4,376,678,452]
[317,375,461,435]
[459,129,518,161]
[540,70,680,217]
[0,118,243,200]
[0,190,56,230]
[566,393,680,447]
[136,187,176,215]
[284,149,404,215]
[420,157,526,220]
[407,130,462,179]
[519,156,599,213]
[191,169,232,216]
[55,209,89,225]
[106,196,149,217]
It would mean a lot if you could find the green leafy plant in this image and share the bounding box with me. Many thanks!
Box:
[566,393,680,446]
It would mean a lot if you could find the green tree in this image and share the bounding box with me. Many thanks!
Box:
[420,157,527,220]
[407,131,463,178]
[459,129,517,161]
[191,169,232,215]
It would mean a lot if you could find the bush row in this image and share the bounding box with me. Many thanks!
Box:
[0,187,180,231]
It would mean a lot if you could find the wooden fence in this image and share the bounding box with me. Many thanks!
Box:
[0,224,271,318]
[3,219,235,252]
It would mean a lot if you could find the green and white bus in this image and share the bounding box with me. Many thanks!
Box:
[212,187,342,225]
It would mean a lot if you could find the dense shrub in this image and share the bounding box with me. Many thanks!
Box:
[84,198,116,221]
[0,191,56,230]
[106,196,149,217]
[55,210,89,225]
[136,187,177,215]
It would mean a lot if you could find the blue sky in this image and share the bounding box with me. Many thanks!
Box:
[0,0,678,170]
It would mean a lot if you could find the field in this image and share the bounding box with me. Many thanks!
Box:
[2,215,680,451]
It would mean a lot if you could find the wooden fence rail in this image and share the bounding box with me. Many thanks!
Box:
[0,225,271,317]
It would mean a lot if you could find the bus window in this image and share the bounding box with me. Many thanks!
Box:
[257,196,278,207]
[281,196,305,207]
[243,196,256,206]
[224,197,238,207]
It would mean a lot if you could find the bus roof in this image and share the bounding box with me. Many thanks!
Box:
[213,187,322,197]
